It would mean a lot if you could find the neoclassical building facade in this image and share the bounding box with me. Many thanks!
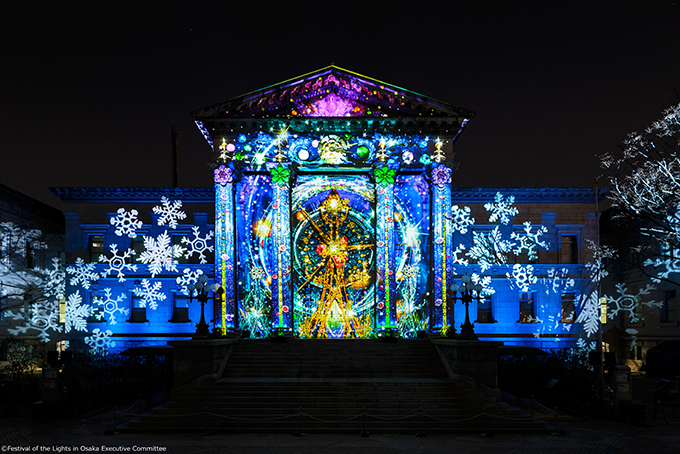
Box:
[41,67,604,352]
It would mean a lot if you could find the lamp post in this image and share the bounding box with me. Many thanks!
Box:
[187,274,223,339]
[450,274,483,341]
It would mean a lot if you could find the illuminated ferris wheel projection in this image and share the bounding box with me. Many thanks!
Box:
[292,178,375,338]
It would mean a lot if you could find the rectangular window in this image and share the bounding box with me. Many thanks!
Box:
[661,290,677,323]
[59,297,66,323]
[560,235,578,264]
[171,293,190,323]
[89,235,105,263]
[130,236,146,262]
[561,293,576,323]
[477,296,493,323]
[129,294,147,322]
[519,292,536,323]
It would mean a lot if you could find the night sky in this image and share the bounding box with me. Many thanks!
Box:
[2,2,679,210]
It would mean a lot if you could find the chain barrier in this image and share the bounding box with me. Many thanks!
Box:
[0,404,31,418]
[108,404,548,434]
[530,398,559,416]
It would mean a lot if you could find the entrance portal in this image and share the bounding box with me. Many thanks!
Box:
[292,176,375,338]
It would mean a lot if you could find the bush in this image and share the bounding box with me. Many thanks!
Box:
[0,336,38,380]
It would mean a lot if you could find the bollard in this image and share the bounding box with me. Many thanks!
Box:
[360,407,369,437]
[293,406,305,437]
[551,407,560,435]
[481,406,487,437]
[113,406,119,435]
[415,406,426,437]
[202,406,209,436]
[531,395,534,418]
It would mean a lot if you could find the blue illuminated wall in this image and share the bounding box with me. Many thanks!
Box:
[42,67,603,351]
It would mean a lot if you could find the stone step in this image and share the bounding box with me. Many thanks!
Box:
[125,413,544,433]
[167,396,502,407]
[124,339,545,433]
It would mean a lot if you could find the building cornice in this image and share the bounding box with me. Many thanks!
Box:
[50,186,608,204]
[49,187,214,203]
[451,187,608,203]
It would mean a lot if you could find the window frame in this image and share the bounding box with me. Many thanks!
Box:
[519,291,537,323]
[560,292,577,323]
[170,291,191,323]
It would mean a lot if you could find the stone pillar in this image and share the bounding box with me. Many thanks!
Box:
[375,169,397,330]
[432,164,453,334]
[268,163,292,332]
[214,165,236,333]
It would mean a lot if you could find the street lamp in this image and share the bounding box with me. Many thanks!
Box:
[187,274,223,339]
[450,274,483,341]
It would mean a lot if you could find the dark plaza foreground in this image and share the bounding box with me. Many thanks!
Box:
[2,410,680,454]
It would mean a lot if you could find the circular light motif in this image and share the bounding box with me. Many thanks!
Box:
[226,143,236,152]
[238,134,247,143]
[357,145,370,159]
[402,150,414,164]
[418,139,428,149]
[298,148,310,161]
[311,139,319,148]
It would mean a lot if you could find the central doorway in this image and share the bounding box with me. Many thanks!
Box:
[291,175,376,338]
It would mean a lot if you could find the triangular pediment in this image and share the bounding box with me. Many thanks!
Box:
[192,66,473,120]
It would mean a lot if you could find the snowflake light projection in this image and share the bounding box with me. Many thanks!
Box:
[43,257,65,301]
[153,196,187,229]
[471,273,496,297]
[644,249,680,282]
[507,264,538,292]
[84,328,115,355]
[176,268,204,295]
[137,231,186,277]
[133,279,166,310]
[467,226,514,271]
[451,205,475,234]
[92,288,128,324]
[542,268,575,295]
[605,283,660,322]
[6,299,62,342]
[63,290,90,333]
[450,245,469,267]
[584,239,617,284]
[576,292,601,337]
[66,257,99,289]
[182,226,214,264]
[485,192,519,225]
[110,208,143,238]
[511,222,549,261]
[99,244,137,282]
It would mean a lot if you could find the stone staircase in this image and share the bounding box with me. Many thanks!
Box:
[125,338,546,433]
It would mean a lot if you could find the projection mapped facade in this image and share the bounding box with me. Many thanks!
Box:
[22,66,619,354]
[194,67,474,338]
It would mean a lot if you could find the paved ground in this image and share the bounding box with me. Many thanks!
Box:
[2,408,679,454]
